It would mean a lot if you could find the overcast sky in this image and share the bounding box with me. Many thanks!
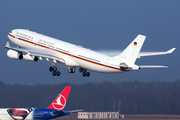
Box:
[0,0,179,85]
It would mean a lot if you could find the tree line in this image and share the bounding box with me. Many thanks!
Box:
[0,80,180,114]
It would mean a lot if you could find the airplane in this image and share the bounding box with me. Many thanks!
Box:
[0,86,82,120]
[5,29,176,77]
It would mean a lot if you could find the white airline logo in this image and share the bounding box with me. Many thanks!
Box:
[52,94,66,109]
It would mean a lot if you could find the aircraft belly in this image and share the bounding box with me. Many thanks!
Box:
[107,67,123,73]
[74,58,116,73]
[75,60,104,72]
[72,54,123,73]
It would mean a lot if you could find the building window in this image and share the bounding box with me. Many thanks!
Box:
[107,114,110,119]
[92,114,95,119]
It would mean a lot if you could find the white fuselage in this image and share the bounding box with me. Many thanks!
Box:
[0,109,13,120]
[0,108,70,120]
[8,29,126,73]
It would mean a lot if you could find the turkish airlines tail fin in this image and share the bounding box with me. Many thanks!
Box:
[47,86,71,110]
[114,35,146,64]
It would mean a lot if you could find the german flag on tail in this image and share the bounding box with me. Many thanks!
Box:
[134,42,137,46]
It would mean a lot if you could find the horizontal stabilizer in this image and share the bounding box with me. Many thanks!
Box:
[138,48,176,58]
[70,109,84,113]
[139,65,168,68]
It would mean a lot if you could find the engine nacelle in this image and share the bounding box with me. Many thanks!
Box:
[23,54,38,61]
[7,50,23,60]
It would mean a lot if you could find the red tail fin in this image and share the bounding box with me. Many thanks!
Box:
[47,86,71,110]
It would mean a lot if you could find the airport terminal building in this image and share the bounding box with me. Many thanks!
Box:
[78,112,124,119]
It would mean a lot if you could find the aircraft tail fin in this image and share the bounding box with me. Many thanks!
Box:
[114,35,146,64]
[47,86,71,110]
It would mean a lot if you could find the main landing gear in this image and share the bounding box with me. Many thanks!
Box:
[79,68,90,77]
[49,66,60,76]
[48,65,90,77]
[68,67,75,73]
[68,67,90,77]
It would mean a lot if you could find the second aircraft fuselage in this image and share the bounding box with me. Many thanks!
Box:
[8,29,127,73]
[0,108,70,120]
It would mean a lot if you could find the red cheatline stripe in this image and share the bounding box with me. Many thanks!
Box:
[8,34,126,72]
[8,34,15,38]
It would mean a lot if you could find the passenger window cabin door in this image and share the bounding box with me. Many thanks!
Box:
[104,59,110,67]
[70,50,75,58]
[34,38,39,45]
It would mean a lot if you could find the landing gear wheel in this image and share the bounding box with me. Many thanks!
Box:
[49,64,60,76]
[56,71,60,76]
[68,69,72,73]
[72,68,75,73]
[82,72,86,77]
[86,72,90,77]
[68,67,75,73]
[79,68,84,72]
[52,71,57,76]
[49,67,54,72]
[81,68,90,77]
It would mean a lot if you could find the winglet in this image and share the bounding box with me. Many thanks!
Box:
[167,48,176,54]
[5,42,10,48]
[48,86,71,110]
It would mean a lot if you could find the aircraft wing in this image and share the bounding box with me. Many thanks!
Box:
[5,42,29,54]
[138,48,176,58]
[5,42,65,64]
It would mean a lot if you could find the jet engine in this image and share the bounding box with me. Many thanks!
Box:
[23,54,38,61]
[7,50,23,60]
